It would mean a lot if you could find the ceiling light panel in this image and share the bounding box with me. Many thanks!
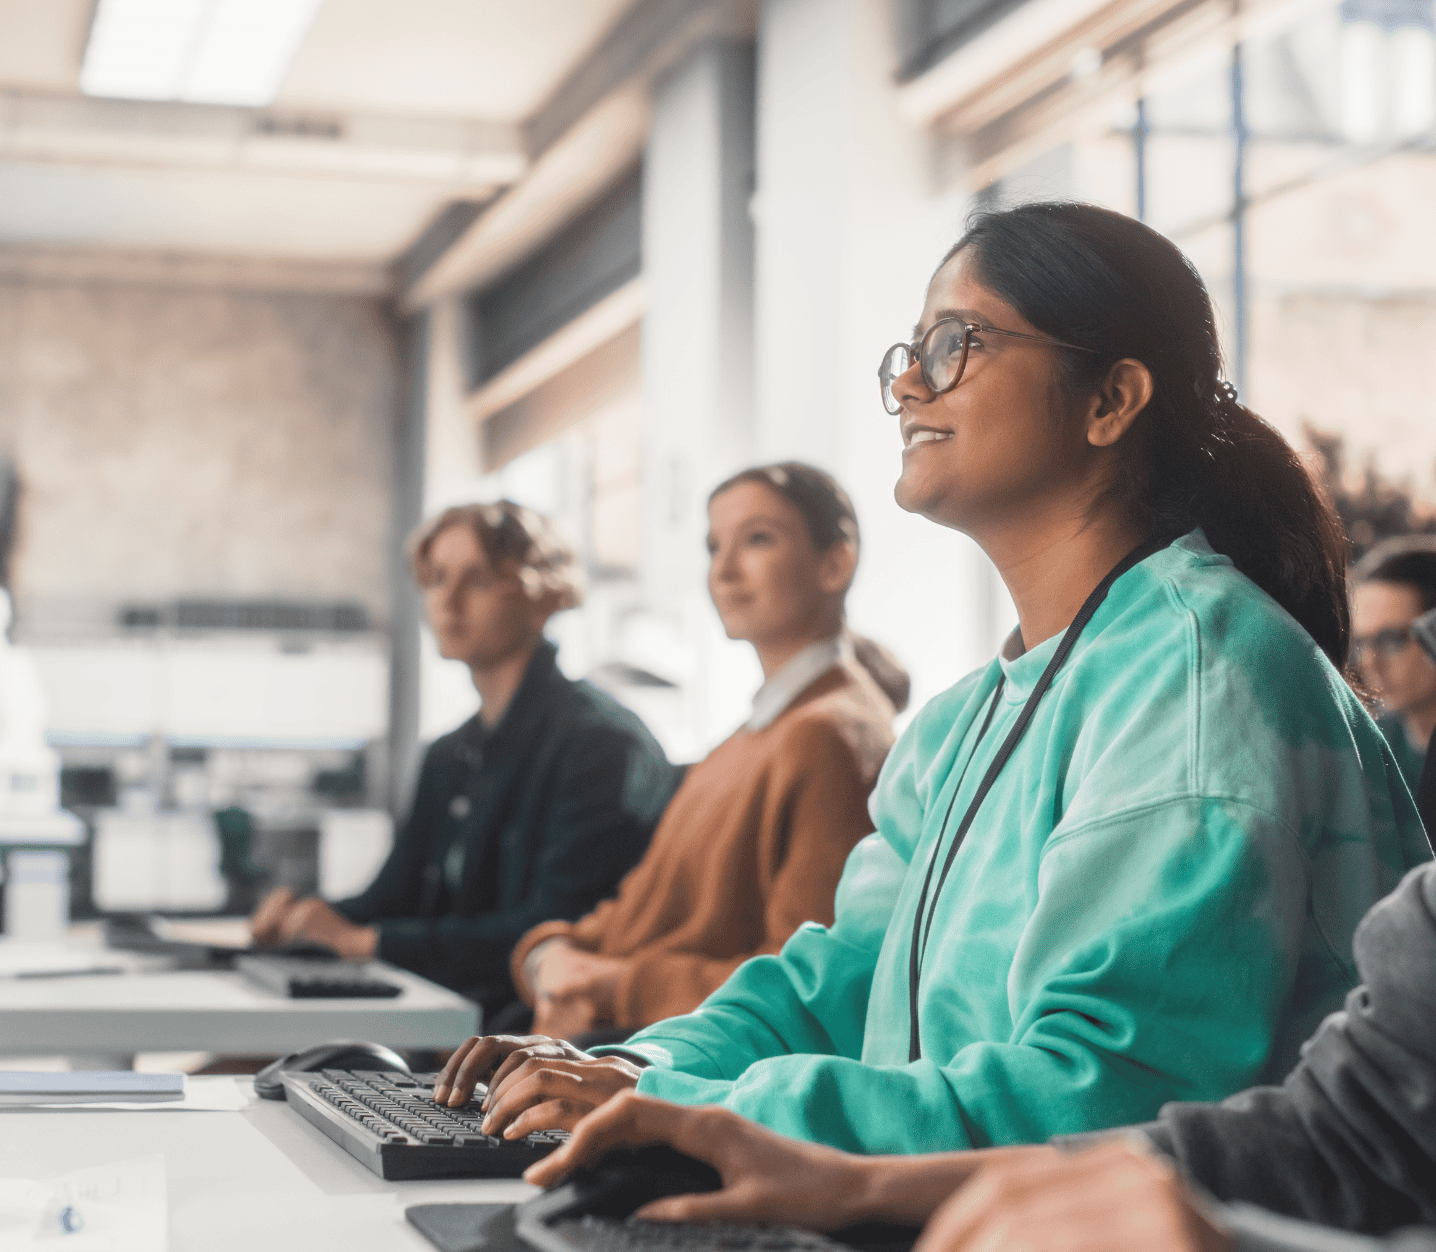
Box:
[80,0,323,108]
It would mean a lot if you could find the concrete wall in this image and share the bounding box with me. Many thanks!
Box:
[0,273,399,635]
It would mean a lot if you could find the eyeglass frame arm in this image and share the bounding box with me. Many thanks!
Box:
[878,318,1098,411]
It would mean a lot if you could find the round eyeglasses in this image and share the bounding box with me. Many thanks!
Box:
[1352,626,1414,665]
[878,318,1096,416]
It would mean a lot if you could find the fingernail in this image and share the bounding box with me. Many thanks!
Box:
[433,1086,447,1102]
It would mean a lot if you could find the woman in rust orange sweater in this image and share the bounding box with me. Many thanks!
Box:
[509,462,908,1043]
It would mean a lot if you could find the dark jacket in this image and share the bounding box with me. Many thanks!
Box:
[334,640,673,1013]
[1124,860,1436,1241]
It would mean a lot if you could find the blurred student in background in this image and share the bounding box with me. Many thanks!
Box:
[435,203,1426,1148]
[1352,536,1436,795]
[500,463,906,1044]
[250,502,671,1021]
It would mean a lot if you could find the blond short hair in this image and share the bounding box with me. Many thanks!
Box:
[408,501,585,610]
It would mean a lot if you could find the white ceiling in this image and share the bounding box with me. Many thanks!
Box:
[0,0,637,267]
[278,0,634,120]
[0,158,469,261]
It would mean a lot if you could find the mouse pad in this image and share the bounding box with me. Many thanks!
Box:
[406,1202,530,1252]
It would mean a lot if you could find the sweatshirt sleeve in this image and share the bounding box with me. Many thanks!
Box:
[369,726,661,994]
[607,717,878,1025]
[1219,1205,1436,1252]
[333,745,440,925]
[632,795,1328,1153]
[1125,862,1436,1235]
[603,832,906,1086]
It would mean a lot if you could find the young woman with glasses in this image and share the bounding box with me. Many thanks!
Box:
[431,202,1429,1155]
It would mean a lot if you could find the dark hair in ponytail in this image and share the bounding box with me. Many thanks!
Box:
[709,462,911,711]
[949,202,1351,669]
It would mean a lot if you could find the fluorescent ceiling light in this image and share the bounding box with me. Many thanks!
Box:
[80,0,324,108]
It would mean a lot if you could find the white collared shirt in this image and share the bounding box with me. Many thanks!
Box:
[745,634,852,733]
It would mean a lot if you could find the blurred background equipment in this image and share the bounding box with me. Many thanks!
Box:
[0,585,84,936]
[0,0,1432,921]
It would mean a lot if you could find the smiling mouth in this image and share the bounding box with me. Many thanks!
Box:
[903,426,954,448]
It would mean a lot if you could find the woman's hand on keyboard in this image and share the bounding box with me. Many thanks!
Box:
[433,1033,640,1130]
[478,1048,644,1137]
[522,1091,875,1229]
[433,1034,590,1106]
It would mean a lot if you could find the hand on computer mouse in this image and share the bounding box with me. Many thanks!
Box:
[523,1090,876,1229]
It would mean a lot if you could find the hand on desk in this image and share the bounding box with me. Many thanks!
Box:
[248,887,379,962]
[530,942,627,1041]
[431,1033,642,1135]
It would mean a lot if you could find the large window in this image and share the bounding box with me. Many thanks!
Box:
[974,0,1436,499]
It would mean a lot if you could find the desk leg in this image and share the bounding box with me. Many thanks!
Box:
[66,1053,136,1071]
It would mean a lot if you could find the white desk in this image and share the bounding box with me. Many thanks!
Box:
[0,961,479,1061]
[0,811,85,846]
[0,1080,535,1250]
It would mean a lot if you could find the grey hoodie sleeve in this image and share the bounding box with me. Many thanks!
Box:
[1221,1205,1436,1252]
[1135,862,1436,1235]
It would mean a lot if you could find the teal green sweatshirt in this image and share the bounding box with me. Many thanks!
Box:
[1377,713,1427,800]
[606,531,1431,1153]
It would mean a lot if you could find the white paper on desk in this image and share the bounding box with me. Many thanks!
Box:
[0,1154,167,1251]
[0,941,137,979]
[1,1076,250,1113]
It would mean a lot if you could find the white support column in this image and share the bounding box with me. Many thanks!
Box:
[636,39,762,751]
[416,296,486,744]
[639,40,757,616]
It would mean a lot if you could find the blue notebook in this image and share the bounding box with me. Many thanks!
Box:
[0,1071,185,1105]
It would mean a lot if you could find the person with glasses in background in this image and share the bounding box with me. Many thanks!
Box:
[429,203,1428,1151]
[1351,537,1436,799]
[250,502,673,1023]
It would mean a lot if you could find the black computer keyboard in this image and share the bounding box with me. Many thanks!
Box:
[545,1217,849,1252]
[282,1068,570,1180]
[236,955,402,998]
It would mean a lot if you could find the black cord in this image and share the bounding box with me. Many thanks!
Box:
[907,534,1170,1063]
[904,678,1003,1062]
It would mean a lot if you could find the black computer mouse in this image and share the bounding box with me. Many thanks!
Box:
[517,1144,722,1252]
[254,1038,410,1100]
